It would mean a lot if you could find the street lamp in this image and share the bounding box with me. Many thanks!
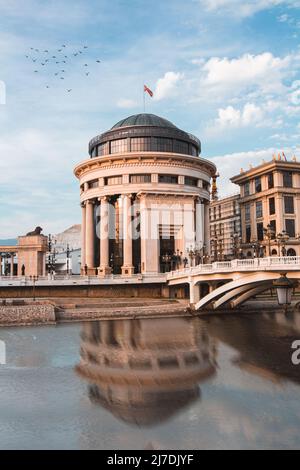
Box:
[263,224,276,257]
[66,244,70,275]
[273,273,297,312]
[276,230,290,256]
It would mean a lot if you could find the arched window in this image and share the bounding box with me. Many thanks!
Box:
[287,248,297,257]
[271,249,278,256]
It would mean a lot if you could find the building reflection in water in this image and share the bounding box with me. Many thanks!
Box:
[207,311,300,386]
[76,317,217,427]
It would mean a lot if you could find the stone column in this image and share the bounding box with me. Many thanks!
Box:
[81,202,86,273]
[196,198,204,248]
[85,200,95,271]
[99,196,112,277]
[10,253,14,277]
[122,194,135,276]
[0,254,2,276]
[204,202,210,259]
[140,194,159,274]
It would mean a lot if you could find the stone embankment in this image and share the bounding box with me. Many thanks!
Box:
[0,301,56,326]
[0,298,188,326]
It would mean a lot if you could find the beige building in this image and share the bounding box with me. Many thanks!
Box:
[0,229,48,277]
[209,194,241,261]
[231,156,300,257]
[74,113,216,275]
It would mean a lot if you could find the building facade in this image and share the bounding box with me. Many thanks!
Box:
[74,113,216,275]
[209,194,241,261]
[231,156,300,257]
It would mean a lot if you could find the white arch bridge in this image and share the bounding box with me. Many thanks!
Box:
[167,257,300,311]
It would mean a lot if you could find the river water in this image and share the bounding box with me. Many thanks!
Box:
[0,312,299,450]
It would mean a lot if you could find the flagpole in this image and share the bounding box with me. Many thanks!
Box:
[143,84,145,112]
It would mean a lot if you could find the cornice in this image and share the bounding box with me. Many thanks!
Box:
[74,152,216,179]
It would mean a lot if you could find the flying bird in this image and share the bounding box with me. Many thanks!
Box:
[96,60,101,63]
[44,50,49,53]
[67,89,72,92]
[84,46,88,49]
[34,70,38,73]
[60,77,65,80]
[32,58,37,62]
[46,85,50,88]
[62,45,66,48]
[84,64,88,67]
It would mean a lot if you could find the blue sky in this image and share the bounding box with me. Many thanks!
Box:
[1,0,300,237]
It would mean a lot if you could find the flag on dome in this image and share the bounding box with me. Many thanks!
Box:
[144,85,153,97]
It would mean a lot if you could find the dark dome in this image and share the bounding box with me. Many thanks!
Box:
[111,113,178,130]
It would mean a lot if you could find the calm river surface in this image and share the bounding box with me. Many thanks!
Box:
[0,312,300,450]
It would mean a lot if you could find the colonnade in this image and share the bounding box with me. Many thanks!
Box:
[81,194,210,276]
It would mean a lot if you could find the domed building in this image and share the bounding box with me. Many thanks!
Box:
[74,113,216,276]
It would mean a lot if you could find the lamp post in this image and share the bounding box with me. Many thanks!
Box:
[276,230,290,257]
[263,224,276,257]
[273,273,297,314]
[66,244,70,275]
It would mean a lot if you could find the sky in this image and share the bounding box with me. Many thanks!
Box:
[1,0,300,238]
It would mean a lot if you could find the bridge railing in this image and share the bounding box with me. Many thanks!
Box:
[167,256,300,279]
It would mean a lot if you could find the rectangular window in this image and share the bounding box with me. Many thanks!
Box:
[256,201,263,219]
[284,196,294,214]
[269,197,275,215]
[257,222,264,241]
[269,220,277,238]
[245,203,251,222]
[105,176,123,186]
[174,140,189,155]
[158,175,178,184]
[185,176,198,187]
[130,174,151,183]
[268,173,274,189]
[283,171,293,188]
[246,225,251,243]
[88,179,99,189]
[285,219,296,238]
[98,142,109,156]
[255,177,262,193]
[191,145,198,157]
[130,137,151,152]
[110,139,127,154]
[153,137,173,153]
[244,182,250,196]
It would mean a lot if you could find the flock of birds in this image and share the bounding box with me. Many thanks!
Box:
[25,44,101,93]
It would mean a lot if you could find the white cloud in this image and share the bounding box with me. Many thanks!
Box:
[203,53,289,92]
[215,103,264,129]
[154,71,184,101]
[199,0,300,18]
[117,98,138,109]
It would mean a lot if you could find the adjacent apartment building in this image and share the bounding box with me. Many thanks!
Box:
[209,194,241,261]
[231,156,300,257]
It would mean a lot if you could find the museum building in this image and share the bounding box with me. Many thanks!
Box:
[74,113,216,275]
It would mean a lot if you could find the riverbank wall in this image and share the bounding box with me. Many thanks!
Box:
[0,303,56,326]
